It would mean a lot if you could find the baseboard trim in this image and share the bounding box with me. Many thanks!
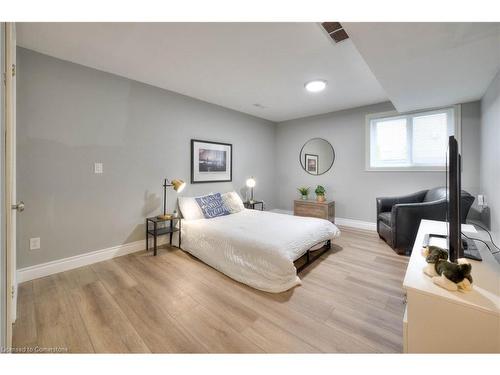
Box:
[269,209,377,232]
[334,217,377,231]
[16,237,168,283]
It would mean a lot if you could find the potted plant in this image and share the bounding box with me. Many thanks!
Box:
[297,187,310,200]
[315,185,326,202]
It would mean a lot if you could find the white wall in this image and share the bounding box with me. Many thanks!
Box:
[480,70,500,241]
[275,101,481,222]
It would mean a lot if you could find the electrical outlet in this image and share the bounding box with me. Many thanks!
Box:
[94,162,103,174]
[30,237,40,250]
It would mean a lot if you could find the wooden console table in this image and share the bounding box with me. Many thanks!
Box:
[293,199,335,222]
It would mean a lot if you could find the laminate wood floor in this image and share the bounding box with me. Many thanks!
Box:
[13,227,409,353]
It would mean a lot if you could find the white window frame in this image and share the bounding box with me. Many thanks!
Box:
[365,105,461,172]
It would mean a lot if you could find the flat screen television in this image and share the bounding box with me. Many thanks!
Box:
[424,136,481,262]
[446,135,481,262]
[447,135,462,262]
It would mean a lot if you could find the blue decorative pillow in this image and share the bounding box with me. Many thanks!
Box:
[195,193,231,219]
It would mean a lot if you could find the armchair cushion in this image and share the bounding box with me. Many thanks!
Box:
[376,190,428,216]
[423,187,447,202]
[378,212,392,226]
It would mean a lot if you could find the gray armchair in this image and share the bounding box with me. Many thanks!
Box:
[376,187,475,255]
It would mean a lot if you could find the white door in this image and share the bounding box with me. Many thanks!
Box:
[4,22,17,347]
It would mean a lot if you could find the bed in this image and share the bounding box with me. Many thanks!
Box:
[179,204,340,293]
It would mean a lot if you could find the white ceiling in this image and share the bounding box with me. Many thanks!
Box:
[16,22,388,122]
[343,23,500,113]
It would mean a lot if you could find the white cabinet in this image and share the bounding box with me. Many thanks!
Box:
[403,220,500,353]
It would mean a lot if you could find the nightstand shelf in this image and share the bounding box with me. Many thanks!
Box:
[244,200,264,210]
[146,226,179,236]
[146,216,182,256]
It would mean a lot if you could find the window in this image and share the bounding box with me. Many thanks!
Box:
[366,107,458,170]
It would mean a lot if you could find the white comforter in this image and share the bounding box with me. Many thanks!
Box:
[181,209,340,293]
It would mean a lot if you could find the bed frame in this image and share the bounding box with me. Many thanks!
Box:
[294,240,331,273]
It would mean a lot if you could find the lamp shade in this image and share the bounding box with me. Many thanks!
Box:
[246,177,256,188]
[171,179,186,192]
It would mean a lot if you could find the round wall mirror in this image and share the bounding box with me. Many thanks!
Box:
[299,138,335,175]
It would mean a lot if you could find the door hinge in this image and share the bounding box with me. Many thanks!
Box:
[11,286,15,299]
[11,64,16,77]
[2,72,5,86]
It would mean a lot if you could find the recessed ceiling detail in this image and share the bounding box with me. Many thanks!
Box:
[343,22,500,112]
[321,22,349,43]
[16,23,388,122]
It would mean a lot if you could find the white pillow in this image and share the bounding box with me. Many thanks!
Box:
[222,191,245,213]
[178,196,205,220]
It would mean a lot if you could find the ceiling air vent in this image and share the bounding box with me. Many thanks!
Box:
[321,22,349,43]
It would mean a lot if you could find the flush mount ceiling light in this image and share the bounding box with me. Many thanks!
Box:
[305,80,327,93]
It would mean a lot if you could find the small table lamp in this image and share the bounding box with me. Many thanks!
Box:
[246,177,256,203]
[157,178,186,220]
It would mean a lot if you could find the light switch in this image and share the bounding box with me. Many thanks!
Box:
[94,162,103,174]
[30,237,40,250]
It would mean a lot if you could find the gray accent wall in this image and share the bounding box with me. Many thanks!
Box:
[275,101,481,222]
[17,48,276,268]
[480,70,500,241]
[461,101,482,199]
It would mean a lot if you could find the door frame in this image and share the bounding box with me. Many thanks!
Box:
[3,21,16,348]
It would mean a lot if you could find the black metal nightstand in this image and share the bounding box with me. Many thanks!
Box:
[243,200,264,211]
[146,216,181,256]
